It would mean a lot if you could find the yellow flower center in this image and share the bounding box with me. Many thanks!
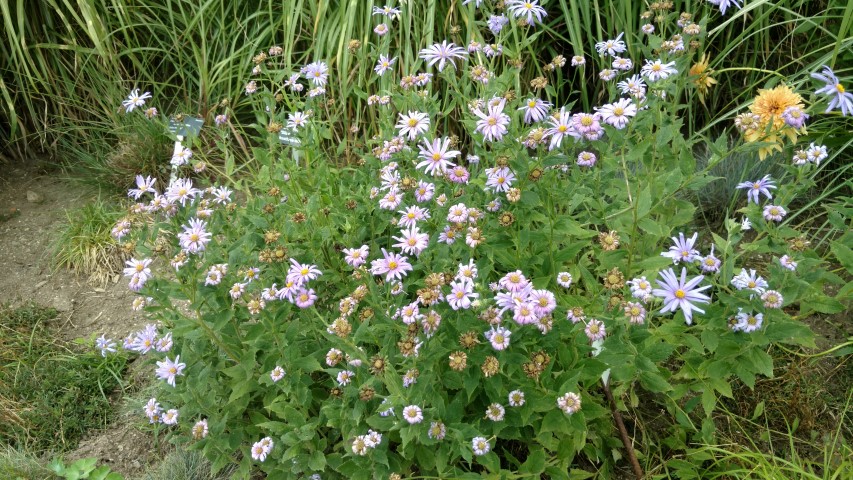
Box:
[388,261,398,269]
[558,125,568,132]
[747,281,756,288]
[136,264,144,272]
[408,119,418,127]
[613,107,624,116]
[528,100,537,108]
[770,208,779,215]
[630,307,640,315]
[169,367,177,374]
[488,118,497,126]
[837,84,846,93]
[652,64,662,71]
[581,116,593,126]
[675,289,686,299]
[190,233,199,242]
[408,238,416,246]
[407,212,415,219]
[432,153,442,161]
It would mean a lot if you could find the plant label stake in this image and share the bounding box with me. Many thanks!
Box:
[279,128,302,165]
[167,116,204,187]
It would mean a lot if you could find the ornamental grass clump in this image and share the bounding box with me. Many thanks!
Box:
[98,2,850,478]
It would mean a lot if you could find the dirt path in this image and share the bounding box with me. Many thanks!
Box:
[0,160,161,478]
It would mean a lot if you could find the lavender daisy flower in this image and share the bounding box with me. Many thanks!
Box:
[416,137,460,176]
[473,98,511,142]
[661,232,700,264]
[419,40,468,72]
[487,14,509,35]
[781,106,809,129]
[518,97,551,124]
[370,248,413,282]
[811,65,853,116]
[736,175,776,204]
[652,267,712,325]
[96,335,117,357]
[122,88,152,113]
[178,218,212,254]
[641,59,678,81]
[762,205,786,222]
[374,54,396,76]
[708,0,742,15]
[595,33,627,57]
[506,0,547,26]
[155,355,186,387]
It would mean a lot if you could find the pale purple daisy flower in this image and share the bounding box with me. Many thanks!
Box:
[122,88,152,113]
[124,257,153,282]
[396,111,430,140]
[595,33,627,57]
[96,335,117,357]
[374,54,396,76]
[701,245,722,273]
[161,408,179,425]
[287,112,309,130]
[485,326,511,350]
[485,166,516,193]
[128,175,157,199]
[811,66,853,116]
[736,175,776,204]
[736,310,763,332]
[170,145,192,167]
[571,112,604,140]
[571,55,585,66]
[447,165,470,184]
[761,290,784,308]
[806,143,828,165]
[624,302,647,324]
[343,245,369,268]
[557,272,573,288]
[392,225,430,256]
[577,151,597,167]
[661,232,700,264]
[165,178,200,206]
[631,278,655,303]
[763,205,786,222]
[599,69,618,81]
[447,279,478,310]
[402,405,424,424]
[780,255,797,271]
[597,98,637,129]
[155,355,186,387]
[286,259,322,287]
[584,318,606,342]
[472,436,491,455]
[398,205,430,228]
[731,268,768,294]
[414,181,435,202]
[652,267,712,324]
[519,97,552,124]
[301,61,329,86]
[782,106,809,129]
[545,107,574,150]
[178,218,212,254]
[373,23,389,36]
[487,14,509,35]
[294,288,317,308]
[641,59,678,81]
[612,56,633,70]
[508,390,525,407]
[473,98,511,142]
[506,0,547,26]
[557,392,582,414]
[370,248,413,282]
[618,74,647,98]
[485,403,505,421]
[708,0,742,15]
[417,137,460,176]
[419,40,468,72]
[270,366,286,382]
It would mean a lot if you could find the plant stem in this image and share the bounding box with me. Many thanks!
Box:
[603,380,644,480]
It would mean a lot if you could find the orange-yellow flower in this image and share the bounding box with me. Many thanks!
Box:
[742,85,805,160]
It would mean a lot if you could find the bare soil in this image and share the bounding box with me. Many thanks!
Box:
[0,159,160,478]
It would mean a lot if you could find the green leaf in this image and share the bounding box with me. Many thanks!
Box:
[520,448,547,475]
[830,240,853,274]
[639,371,672,393]
[308,450,326,471]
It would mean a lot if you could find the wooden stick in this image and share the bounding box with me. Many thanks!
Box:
[603,381,644,479]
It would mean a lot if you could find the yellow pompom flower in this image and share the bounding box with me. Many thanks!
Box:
[742,85,805,160]
[689,53,717,105]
